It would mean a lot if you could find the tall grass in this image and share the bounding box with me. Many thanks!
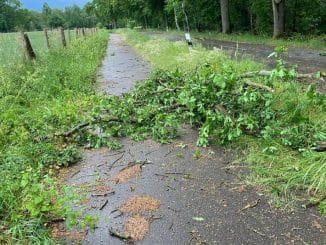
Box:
[145,29,326,50]
[0,30,77,66]
[0,30,108,243]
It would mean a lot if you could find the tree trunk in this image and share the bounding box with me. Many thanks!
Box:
[173,6,181,31]
[292,0,298,32]
[272,0,285,38]
[220,0,231,34]
[181,1,190,32]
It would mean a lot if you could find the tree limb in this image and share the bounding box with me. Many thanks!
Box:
[240,70,325,79]
[244,80,275,93]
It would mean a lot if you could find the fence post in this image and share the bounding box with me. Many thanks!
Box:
[68,29,71,43]
[82,28,86,37]
[60,27,67,48]
[44,28,50,49]
[21,32,36,60]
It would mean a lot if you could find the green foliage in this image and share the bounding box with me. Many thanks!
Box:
[85,32,325,211]
[0,30,108,242]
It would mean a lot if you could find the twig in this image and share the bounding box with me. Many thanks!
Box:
[164,172,191,176]
[109,153,125,170]
[244,80,275,93]
[59,122,91,137]
[239,199,260,212]
[149,215,163,223]
[91,191,115,197]
[154,173,169,178]
[70,170,81,178]
[99,200,108,210]
[164,149,173,157]
[247,227,267,238]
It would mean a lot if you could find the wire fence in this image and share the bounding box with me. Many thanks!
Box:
[0,28,95,66]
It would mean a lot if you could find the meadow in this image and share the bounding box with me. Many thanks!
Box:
[0,30,76,65]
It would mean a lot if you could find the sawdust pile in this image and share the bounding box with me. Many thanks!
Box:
[113,164,141,183]
[124,215,150,241]
[119,195,160,214]
[51,223,85,243]
[95,183,111,194]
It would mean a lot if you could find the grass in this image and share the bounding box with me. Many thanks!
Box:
[142,29,326,50]
[120,29,326,213]
[0,30,108,243]
[119,29,262,72]
[0,30,77,65]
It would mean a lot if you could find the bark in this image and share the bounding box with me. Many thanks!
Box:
[272,0,285,38]
[220,0,231,34]
[44,28,50,49]
[181,1,190,32]
[21,32,36,60]
[60,27,67,48]
[173,6,180,31]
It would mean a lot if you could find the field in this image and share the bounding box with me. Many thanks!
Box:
[0,30,76,65]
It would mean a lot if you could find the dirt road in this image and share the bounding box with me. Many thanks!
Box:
[57,34,326,244]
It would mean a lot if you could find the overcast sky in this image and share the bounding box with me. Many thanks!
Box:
[21,0,89,11]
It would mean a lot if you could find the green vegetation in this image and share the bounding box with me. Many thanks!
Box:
[0,0,97,32]
[104,30,324,212]
[190,31,326,50]
[88,0,325,38]
[0,30,76,65]
[0,31,108,243]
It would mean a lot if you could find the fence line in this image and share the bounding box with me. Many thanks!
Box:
[0,27,98,63]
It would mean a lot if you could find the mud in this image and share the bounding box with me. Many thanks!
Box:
[58,34,326,244]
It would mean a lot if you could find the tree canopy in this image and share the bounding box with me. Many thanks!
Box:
[0,0,325,37]
[0,0,97,32]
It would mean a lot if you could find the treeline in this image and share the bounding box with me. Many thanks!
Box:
[88,0,325,38]
[0,0,98,32]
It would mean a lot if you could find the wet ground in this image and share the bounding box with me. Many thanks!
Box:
[141,31,326,74]
[57,34,326,244]
[97,34,151,95]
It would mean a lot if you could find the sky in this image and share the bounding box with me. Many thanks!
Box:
[21,0,90,11]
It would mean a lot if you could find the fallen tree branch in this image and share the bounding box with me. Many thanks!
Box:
[60,122,91,137]
[244,80,275,93]
[240,70,326,79]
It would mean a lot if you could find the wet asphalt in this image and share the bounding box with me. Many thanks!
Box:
[59,34,326,245]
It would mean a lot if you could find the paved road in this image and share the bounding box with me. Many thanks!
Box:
[57,34,326,245]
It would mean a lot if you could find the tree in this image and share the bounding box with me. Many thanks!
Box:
[220,0,230,33]
[272,0,285,38]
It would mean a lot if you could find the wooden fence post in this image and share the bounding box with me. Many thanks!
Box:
[60,27,67,48]
[21,32,36,60]
[44,28,50,49]
[82,28,86,37]
[68,29,71,42]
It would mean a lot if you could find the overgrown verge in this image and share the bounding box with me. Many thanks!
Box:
[142,29,326,50]
[85,30,324,213]
[0,31,108,243]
